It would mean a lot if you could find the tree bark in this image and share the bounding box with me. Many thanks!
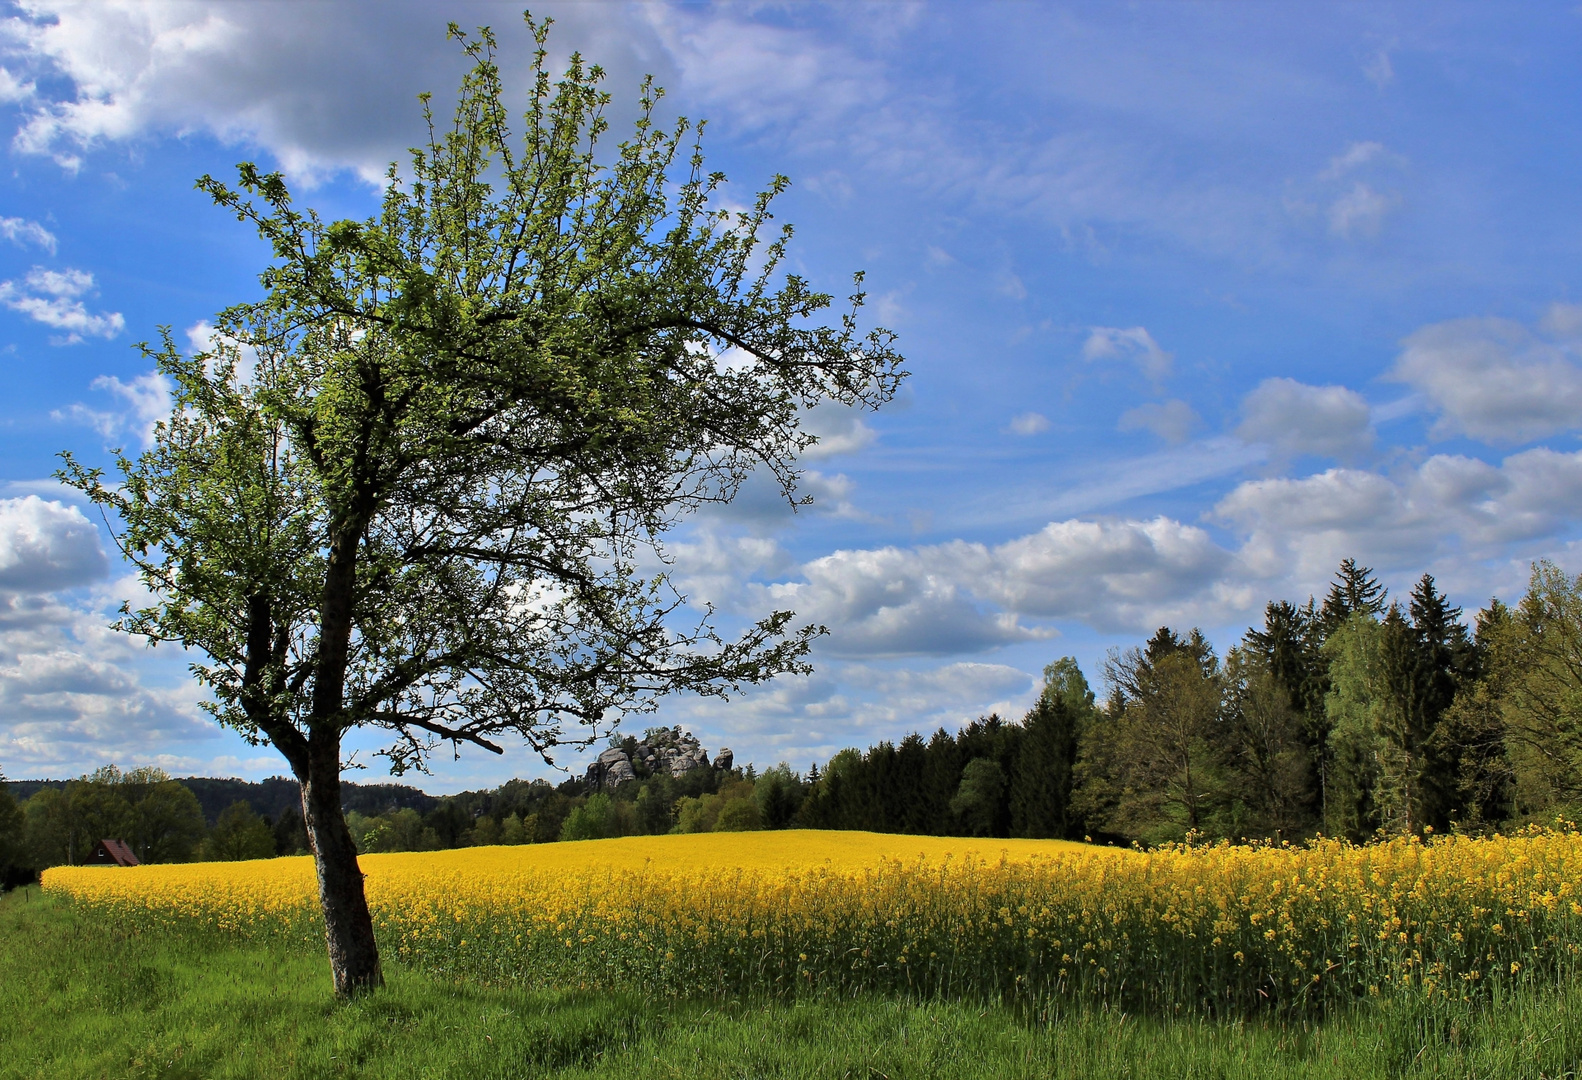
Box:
[299,733,383,997]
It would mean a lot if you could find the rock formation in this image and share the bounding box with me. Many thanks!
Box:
[583,726,727,790]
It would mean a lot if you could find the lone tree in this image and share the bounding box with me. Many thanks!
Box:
[60,20,903,996]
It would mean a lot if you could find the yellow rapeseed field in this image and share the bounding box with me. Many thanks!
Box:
[43,828,1582,1013]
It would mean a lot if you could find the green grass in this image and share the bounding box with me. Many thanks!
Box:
[4,886,1582,1079]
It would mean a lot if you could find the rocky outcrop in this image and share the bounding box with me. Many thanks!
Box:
[584,726,729,790]
[711,748,733,771]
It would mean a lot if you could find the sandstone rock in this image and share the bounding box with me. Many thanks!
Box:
[712,748,734,771]
[584,746,637,789]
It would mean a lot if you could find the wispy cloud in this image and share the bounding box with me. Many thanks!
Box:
[0,266,122,343]
[0,215,56,252]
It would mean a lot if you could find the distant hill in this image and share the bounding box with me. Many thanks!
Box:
[5,776,439,826]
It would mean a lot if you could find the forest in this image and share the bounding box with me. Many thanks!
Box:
[5,555,1582,882]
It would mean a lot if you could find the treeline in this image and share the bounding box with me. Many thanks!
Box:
[0,768,439,885]
[805,558,1582,846]
[9,554,1581,881]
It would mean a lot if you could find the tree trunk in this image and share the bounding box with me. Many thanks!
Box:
[299,738,383,997]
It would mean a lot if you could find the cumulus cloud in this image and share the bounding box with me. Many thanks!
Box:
[1118,399,1198,444]
[1289,140,1404,240]
[0,496,106,592]
[1237,377,1373,460]
[800,402,877,459]
[766,544,1048,658]
[664,658,1036,769]
[0,560,215,774]
[0,215,55,252]
[1082,326,1173,382]
[1320,140,1387,181]
[2,1,667,182]
[1390,315,1582,444]
[1542,302,1582,340]
[752,515,1241,655]
[0,265,123,343]
[1215,447,1582,590]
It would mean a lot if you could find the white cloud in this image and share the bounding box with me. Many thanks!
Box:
[0,496,106,592]
[1118,398,1198,444]
[1008,411,1050,436]
[55,368,172,448]
[1215,447,1582,592]
[1542,302,1582,340]
[767,544,1050,658]
[1082,325,1173,382]
[666,658,1036,769]
[1237,377,1373,460]
[997,272,1027,300]
[754,515,1241,654]
[0,561,216,774]
[0,265,123,343]
[1390,315,1582,444]
[3,1,667,183]
[1363,49,1393,89]
[1320,140,1387,181]
[801,402,877,459]
[0,65,33,102]
[1327,181,1398,238]
[0,215,56,252]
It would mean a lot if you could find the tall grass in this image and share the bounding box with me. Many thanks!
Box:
[7,885,1582,1079]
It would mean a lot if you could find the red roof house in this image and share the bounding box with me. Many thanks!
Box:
[91,839,140,867]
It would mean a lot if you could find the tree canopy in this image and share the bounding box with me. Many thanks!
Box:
[60,18,903,995]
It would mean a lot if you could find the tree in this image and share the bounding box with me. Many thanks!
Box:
[129,778,207,864]
[1222,648,1313,839]
[0,770,27,889]
[1085,632,1227,842]
[1499,561,1582,815]
[950,758,1007,837]
[1320,558,1387,635]
[1010,657,1093,839]
[60,21,902,995]
[753,763,804,829]
[205,801,278,861]
[1322,611,1387,839]
[1432,599,1515,829]
[1244,598,1328,819]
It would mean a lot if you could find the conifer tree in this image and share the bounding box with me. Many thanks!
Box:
[1321,558,1388,634]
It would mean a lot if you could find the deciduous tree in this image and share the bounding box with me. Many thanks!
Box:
[60,19,902,995]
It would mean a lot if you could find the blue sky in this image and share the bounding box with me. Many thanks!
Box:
[2,2,1581,791]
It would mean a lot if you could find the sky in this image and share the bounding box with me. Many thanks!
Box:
[1,1,1581,792]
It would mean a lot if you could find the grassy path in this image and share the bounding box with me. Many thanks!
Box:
[4,886,1580,1079]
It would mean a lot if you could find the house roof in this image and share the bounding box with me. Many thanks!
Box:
[95,839,140,867]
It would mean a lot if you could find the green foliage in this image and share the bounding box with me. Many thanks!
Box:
[1010,659,1094,839]
[560,794,622,842]
[499,812,528,845]
[0,775,25,889]
[753,764,804,829]
[19,766,208,868]
[203,801,278,861]
[950,758,1006,837]
[127,778,207,864]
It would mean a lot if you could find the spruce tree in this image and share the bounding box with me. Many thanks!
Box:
[1010,658,1094,839]
[1321,558,1388,634]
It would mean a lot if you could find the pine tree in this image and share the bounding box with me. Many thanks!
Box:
[1406,574,1474,829]
[1244,598,1328,820]
[1321,558,1388,635]
[1010,658,1095,839]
